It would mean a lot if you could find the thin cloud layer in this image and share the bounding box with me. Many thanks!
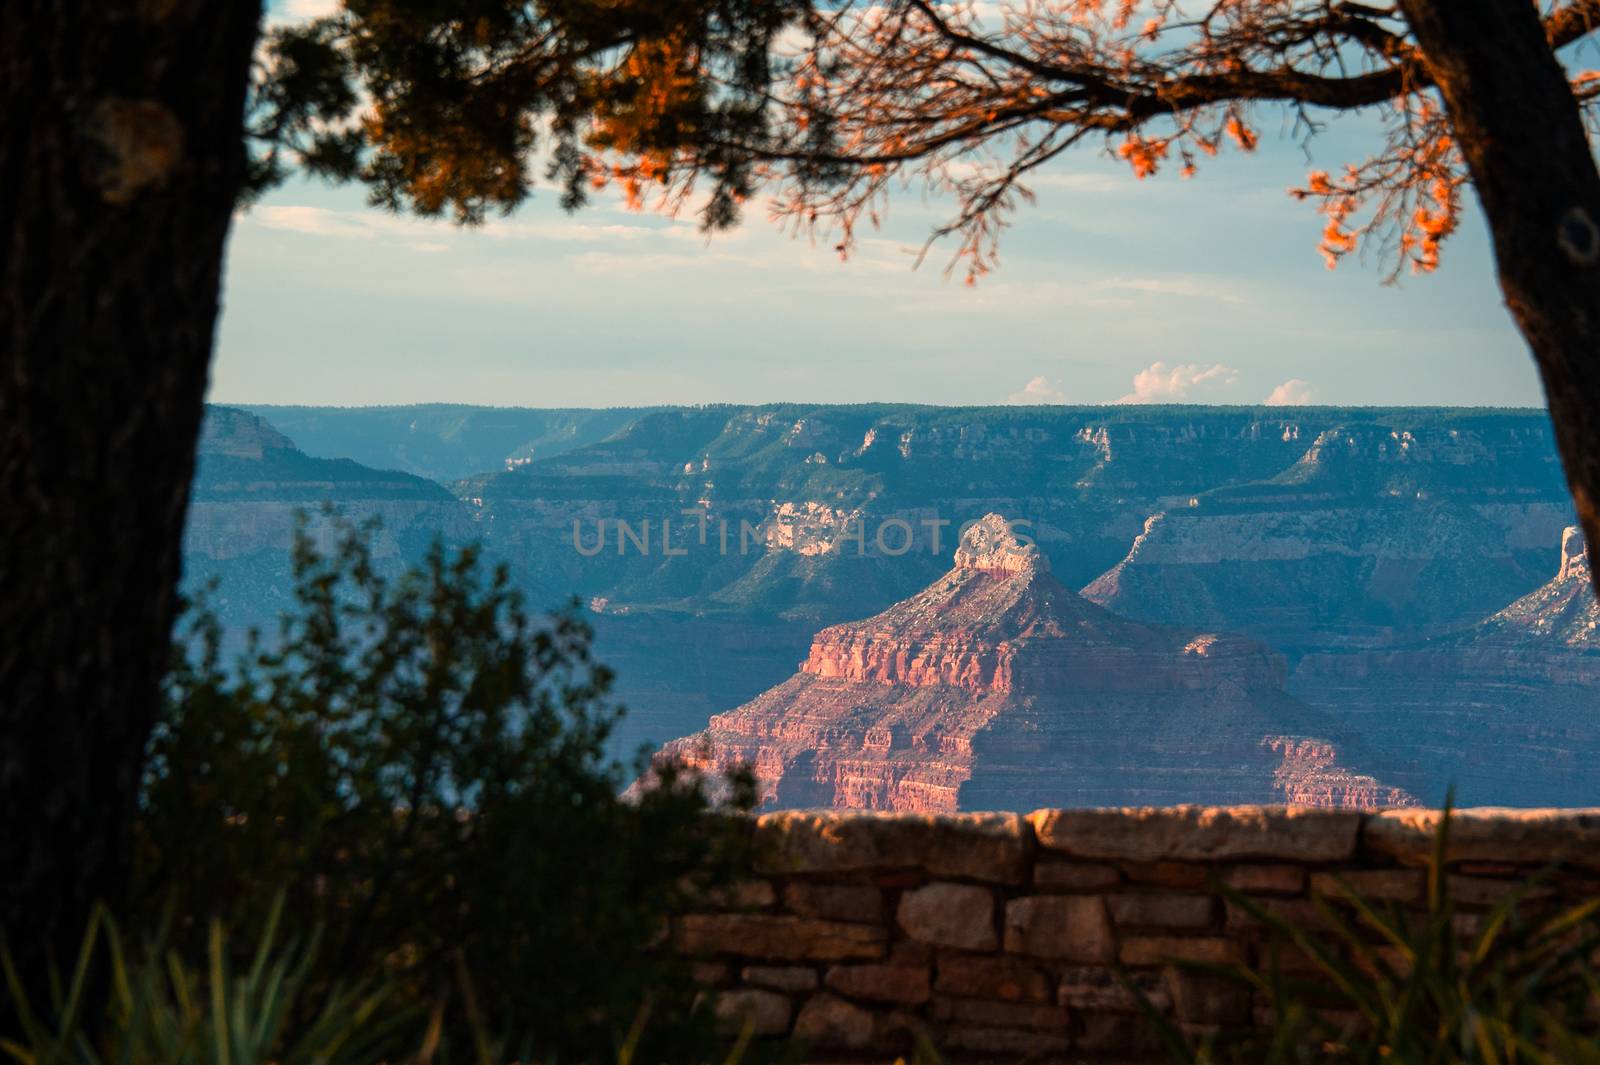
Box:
[1117,361,1239,404]
[1094,276,1247,305]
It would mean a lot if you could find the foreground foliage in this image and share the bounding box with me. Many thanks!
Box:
[132,516,755,1063]
[1,899,411,1065]
[1153,806,1600,1064]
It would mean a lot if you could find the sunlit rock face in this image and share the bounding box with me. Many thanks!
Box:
[440,407,1575,768]
[1484,526,1599,648]
[1291,528,1600,807]
[1264,738,1415,809]
[653,515,1411,813]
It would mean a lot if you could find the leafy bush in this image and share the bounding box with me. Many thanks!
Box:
[134,516,755,1063]
[1152,804,1600,1064]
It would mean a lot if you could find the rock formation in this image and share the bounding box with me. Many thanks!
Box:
[185,407,477,629]
[188,404,1595,801]
[460,406,1570,627]
[1081,421,1573,652]
[1478,525,1599,649]
[653,515,1411,812]
[1291,527,1600,806]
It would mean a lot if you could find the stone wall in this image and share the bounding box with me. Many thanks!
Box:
[675,806,1600,1061]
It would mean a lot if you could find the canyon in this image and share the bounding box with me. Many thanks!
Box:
[185,407,478,630]
[1081,421,1573,650]
[183,403,1596,805]
[1290,526,1600,806]
[650,515,1413,811]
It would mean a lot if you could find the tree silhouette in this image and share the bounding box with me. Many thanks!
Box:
[6,0,1600,1021]
[0,0,797,1013]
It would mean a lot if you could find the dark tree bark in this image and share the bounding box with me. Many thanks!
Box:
[0,0,261,1004]
[1399,0,1600,589]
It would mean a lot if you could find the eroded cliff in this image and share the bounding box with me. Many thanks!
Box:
[1290,528,1600,806]
[1082,421,1573,651]
[654,515,1411,812]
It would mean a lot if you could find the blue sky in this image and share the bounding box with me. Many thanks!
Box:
[211,5,1544,409]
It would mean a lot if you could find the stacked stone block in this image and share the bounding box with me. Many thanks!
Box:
[673,806,1600,1061]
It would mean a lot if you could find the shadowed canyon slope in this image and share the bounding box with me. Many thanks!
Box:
[1082,422,1574,650]
[651,515,1413,812]
[185,407,808,742]
[185,408,478,628]
[1291,528,1600,806]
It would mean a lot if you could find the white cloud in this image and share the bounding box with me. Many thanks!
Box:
[1006,375,1069,405]
[255,206,456,254]
[1264,378,1315,405]
[1116,361,1239,404]
[253,205,387,240]
[1022,171,1130,195]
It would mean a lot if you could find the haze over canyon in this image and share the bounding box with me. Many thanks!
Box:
[186,403,1597,811]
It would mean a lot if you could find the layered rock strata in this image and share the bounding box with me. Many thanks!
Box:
[1082,423,1572,651]
[459,407,1569,629]
[654,515,1409,811]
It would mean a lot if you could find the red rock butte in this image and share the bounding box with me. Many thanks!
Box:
[653,514,1412,812]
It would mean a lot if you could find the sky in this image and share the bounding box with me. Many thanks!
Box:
[210,3,1547,411]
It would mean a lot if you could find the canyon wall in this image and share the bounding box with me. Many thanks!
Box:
[191,404,1597,797]
[678,806,1600,1062]
[1289,528,1600,806]
[1081,420,1573,652]
[184,407,480,630]
[461,407,1572,633]
[656,516,1412,812]
[239,404,655,482]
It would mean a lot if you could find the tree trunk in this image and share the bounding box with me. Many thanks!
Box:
[1399,0,1600,588]
[0,0,261,1005]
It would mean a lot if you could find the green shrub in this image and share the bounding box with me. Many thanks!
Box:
[1150,803,1600,1064]
[135,515,756,1063]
